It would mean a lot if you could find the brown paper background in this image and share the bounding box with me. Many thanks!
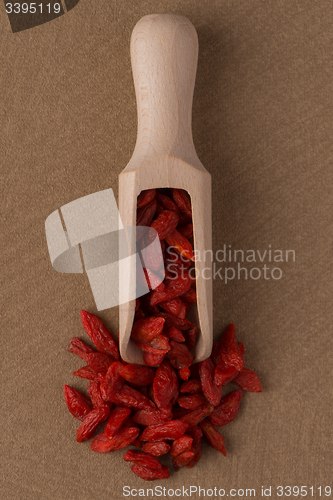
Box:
[1,1,332,499]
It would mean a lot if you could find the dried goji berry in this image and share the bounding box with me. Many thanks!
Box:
[199,419,226,456]
[140,420,189,442]
[137,189,156,208]
[165,326,185,343]
[238,341,245,359]
[214,360,238,386]
[172,189,192,219]
[150,210,179,240]
[87,380,107,407]
[187,437,202,468]
[68,339,115,373]
[142,441,170,457]
[233,368,262,392]
[155,192,180,216]
[180,404,214,428]
[153,360,179,409]
[183,327,197,351]
[119,364,155,386]
[123,450,162,470]
[110,384,155,410]
[80,310,119,360]
[132,407,173,426]
[143,351,166,366]
[178,223,193,240]
[130,464,170,481]
[131,317,165,343]
[169,435,193,457]
[155,312,194,331]
[72,366,99,381]
[150,273,192,306]
[63,385,92,421]
[68,337,95,354]
[145,334,170,352]
[91,427,139,453]
[172,450,195,470]
[219,324,244,372]
[137,199,157,227]
[165,229,194,262]
[104,407,131,438]
[177,393,208,410]
[76,404,110,443]
[100,361,124,401]
[180,378,202,394]
[159,297,186,317]
[209,389,243,427]
[178,366,191,380]
[199,357,222,406]
[169,340,194,369]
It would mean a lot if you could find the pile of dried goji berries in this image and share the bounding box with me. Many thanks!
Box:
[64,189,262,481]
[64,314,261,480]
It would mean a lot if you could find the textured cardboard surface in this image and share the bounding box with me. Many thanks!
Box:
[1,1,332,499]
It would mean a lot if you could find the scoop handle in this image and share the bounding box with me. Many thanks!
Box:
[130,14,198,159]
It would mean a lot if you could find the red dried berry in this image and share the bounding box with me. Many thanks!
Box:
[91,427,139,453]
[233,368,262,392]
[130,464,170,481]
[143,351,166,366]
[140,420,189,442]
[165,326,185,343]
[131,317,165,343]
[87,380,106,407]
[100,361,124,402]
[137,189,156,208]
[199,419,226,456]
[63,385,92,421]
[178,366,191,380]
[110,384,155,410]
[187,437,202,469]
[104,407,131,438]
[169,435,193,457]
[132,407,173,426]
[199,357,222,406]
[80,310,119,360]
[219,324,244,372]
[153,360,179,409]
[137,199,157,227]
[72,366,99,381]
[142,441,170,457]
[169,340,194,369]
[150,210,179,240]
[76,404,110,443]
[209,389,243,427]
[123,450,162,470]
[119,364,155,386]
[180,378,202,394]
[172,450,195,470]
[180,404,214,428]
[177,393,208,410]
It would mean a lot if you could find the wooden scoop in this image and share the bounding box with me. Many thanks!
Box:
[119,14,212,364]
